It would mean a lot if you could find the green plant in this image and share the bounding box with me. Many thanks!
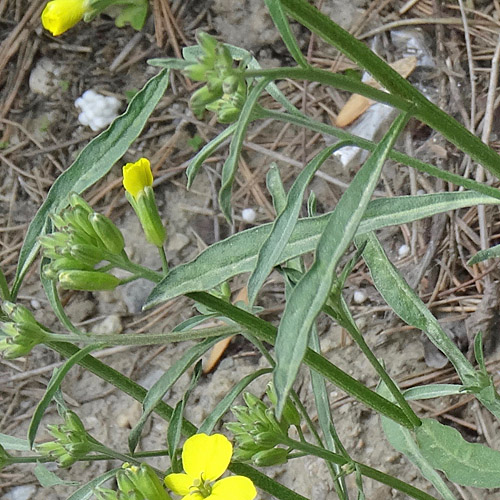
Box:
[3,1,500,499]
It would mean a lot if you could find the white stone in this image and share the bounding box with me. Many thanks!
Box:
[242,208,257,223]
[75,90,122,131]
[398,244,410,258]
[29,58,61,96]
[93,314,122,334]
[1,485,37,500]
[353,290,367,304]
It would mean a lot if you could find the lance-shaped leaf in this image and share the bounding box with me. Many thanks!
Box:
[273,113,409,417]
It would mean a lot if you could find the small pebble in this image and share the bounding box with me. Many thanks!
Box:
[416,189,426,195]
[353,290,367,304]
[241,208,257,223]
[30,299,41,309]
[398,244,410,258]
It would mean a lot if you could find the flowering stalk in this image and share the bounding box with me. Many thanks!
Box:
[122,158,167,254]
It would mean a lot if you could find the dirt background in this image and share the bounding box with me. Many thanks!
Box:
[2,0,500,499]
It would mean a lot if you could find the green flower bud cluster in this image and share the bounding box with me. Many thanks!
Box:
[186,32,248,123]
[226,391,291,466]
[36,411,91,468]
[0,302,48,359]
[40,194,124,291]
[95,463,171,500]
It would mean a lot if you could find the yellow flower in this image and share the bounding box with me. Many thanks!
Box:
[123,158,153,199]
[41,0,89,36]
[164,434,256,500]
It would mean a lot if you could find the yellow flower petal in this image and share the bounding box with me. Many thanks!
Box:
[210,476,257,500]
[164,472,192,496]
[41,0,88,36]
[182,434,232,481]
[181,494,204,500]
[122,158,153,199]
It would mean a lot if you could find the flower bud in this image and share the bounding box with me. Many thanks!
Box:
[190,85,223,118]
[69,193,93,213]
[69,244,106,266]
[118,464,171,500]
[58,270,120,291]
[69,206,100,242]
[89,213,125,255]
[41,0,90,36]
[2,302,36,324]
[128,187,166,248]
[252,448,289,467]
[48,257,94,273]
[254,431,281,448]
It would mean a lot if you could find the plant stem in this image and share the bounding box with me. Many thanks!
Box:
[45,326,238,345]
[159,246,169,274]
[283,437,438,500]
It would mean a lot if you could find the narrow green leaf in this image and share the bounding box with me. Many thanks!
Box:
[147,58,190,70]
[186,123,236,188]
[219,78,271,221]
[264,0,308,67]
[198,368,272,435]
[185,291,414,428]
[357,232,475,380]
[230,463,308,500]
[416,418,500,488]
[146,190,498,306]
[128,337,222,453]
[403,384,463,401]
[266,163,287,215]
[357,232,500,419]
[167,361,202,471]
[12,69,170,299]
[468,243,500,265]
[67,468,120,500]
[248,143,342,304]
[41,258,82,336]
[34,462,79,487]
[261,107,500,202]
[280,0,500,180]
[273,113,409,417]
[0,433,30,451]
[378,383,458,500]
[28,344,100,448]
[0,265,11,301]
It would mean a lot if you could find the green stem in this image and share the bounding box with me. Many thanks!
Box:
[186,292,415,429]
[283,437,438,500]
[107,254,163,283]
[326,299,421,428]
[44,326,238,345]
[89,442,141,467]
[279,0,500,180]
[159,246,169,274]
[256,107,500,202]
[245,67,413,112]
[46,340,308,500]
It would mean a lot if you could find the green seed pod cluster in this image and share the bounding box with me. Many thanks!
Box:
[39,193,125,291]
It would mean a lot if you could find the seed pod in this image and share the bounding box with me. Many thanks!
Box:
[252,447,289,467]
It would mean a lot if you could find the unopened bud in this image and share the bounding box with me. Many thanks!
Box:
[89,213,125,255]
[58,270,120,291]
[252,447,289,467]
[69,193,93,213]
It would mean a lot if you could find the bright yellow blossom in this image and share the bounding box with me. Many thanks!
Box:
[123,158,154,199]
[41,0,89,36]
[164,434,256,500]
